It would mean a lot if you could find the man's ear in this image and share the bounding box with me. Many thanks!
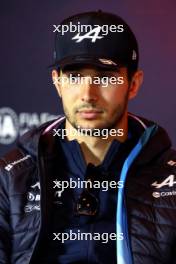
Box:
[128,70,143,100]
[52,69,62,98]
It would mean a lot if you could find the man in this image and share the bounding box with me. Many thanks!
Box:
[0,10,176,264]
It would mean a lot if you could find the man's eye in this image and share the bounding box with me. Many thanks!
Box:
[99,73,115,78]
[99,75,109,81]
[64,71,80,76]
[63,72,84,85]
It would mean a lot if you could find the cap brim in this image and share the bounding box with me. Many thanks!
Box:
[48,55,120,70]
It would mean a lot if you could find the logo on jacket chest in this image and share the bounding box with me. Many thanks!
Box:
[24,181,41,212]
[151,174,176,198]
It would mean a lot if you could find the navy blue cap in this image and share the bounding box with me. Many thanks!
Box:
[50,10,139,70]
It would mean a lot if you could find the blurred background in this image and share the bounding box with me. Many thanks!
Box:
[0,0,176,156]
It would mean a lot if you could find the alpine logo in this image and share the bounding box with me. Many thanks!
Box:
[151,175,176,189]
[151,175,176,198]
[72,26,103,43]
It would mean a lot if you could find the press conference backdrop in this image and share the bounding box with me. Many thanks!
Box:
[0,0,176,156]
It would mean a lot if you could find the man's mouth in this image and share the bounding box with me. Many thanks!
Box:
[77,109,103,119]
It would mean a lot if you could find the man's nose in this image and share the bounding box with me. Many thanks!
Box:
[80,77,98,103]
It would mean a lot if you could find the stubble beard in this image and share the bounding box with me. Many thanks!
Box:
[63,91,129,136]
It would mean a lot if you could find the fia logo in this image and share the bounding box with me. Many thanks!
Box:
[0,107,18,144]
[72,26,103,43]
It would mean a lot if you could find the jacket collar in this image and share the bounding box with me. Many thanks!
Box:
[17,113,171,166]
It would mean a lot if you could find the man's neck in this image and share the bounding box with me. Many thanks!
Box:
[65,113,128,166]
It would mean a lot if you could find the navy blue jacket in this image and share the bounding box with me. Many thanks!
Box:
[0,113,176,264]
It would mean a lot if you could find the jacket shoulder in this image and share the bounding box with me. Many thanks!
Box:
[0,147,36,176]
[155,148,176,167]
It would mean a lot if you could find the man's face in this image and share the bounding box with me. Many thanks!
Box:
[53,65,136,131]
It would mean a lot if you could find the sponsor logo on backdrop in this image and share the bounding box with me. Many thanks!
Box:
[0,107,58,145]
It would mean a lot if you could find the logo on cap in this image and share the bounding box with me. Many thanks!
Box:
[132,50,137,60]
[99,58,117,66]
[72,26,103,43]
